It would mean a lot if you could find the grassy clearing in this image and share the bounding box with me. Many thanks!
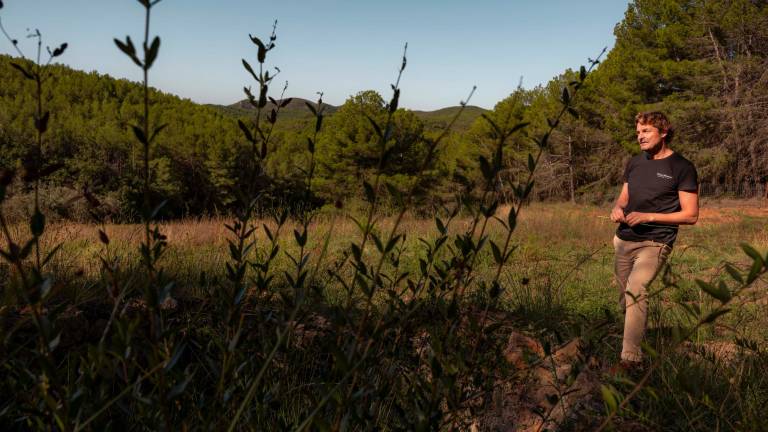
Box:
[33,203,764,281]
[2,201,767,430]
[23,201,768,338]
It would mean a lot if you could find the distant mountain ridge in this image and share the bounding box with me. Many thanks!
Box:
[217,98,487,132]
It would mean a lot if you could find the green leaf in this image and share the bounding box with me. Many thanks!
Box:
[579,65,586,81]
[481,114,502,137]
[527,153,535,173]
[15,240,32,260]
[741,243,765,269]
[237,119,254,143]
[145,37,161,69]
[258,84,268,108]
[149,123,168,143]
[489,240,503,265]
[435,217,446,235]
[366,115,383,138]
[508,122,529,135]
[600,385,618,413]
[42,243,62,267]
[507,207,517,231]
[131,125,147,145]
[389,88,400,114]
[304,101,317,115]
[371,233,384,253]
[384,235,401,254]
[34,111,50,134]
[248,34,267,63]
[695,279,730,303]
[293,229,307,247]
[724,263,743,284]
[30,210,45,237]
[114,37,142,67]
[488,281,502,299]
[51,42,68,57]
[701,308,730,324]
[241,59,258,82]
[479,156,493,180]
[747,259,762,284]
[561,87,570,104]
[350,243,362,261]
[99,230,109,245]
[363,181,375,203]
[567,107,579,119]
[521,181,535,199]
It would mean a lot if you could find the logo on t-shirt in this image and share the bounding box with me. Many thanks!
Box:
[656,172,673,180]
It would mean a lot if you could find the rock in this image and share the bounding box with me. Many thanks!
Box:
[479,337,602,432]
[504,331,545,370]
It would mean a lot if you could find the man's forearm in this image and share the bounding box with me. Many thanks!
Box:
[638,211,698,225]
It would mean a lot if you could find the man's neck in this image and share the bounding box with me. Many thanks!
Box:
[648,144,673,160]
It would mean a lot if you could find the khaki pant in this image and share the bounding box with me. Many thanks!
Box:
[613,235,671,362]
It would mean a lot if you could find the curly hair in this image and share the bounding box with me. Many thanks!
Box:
[635,111,674,144]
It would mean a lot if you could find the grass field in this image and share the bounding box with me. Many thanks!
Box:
[19,201,767,350]
[2,200,767,430]
[34,200,768,319]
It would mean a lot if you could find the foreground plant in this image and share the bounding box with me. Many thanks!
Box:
[0,4,75,428]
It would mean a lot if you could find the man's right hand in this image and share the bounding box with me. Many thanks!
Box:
[610,206,626,223]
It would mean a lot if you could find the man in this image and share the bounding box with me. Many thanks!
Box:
[610,111,699,367]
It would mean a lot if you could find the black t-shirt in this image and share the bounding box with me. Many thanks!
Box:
[616,152,698,246]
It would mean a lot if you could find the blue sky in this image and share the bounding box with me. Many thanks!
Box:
[0,0,629,110]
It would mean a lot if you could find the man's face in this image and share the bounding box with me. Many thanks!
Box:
[636,122,666,153]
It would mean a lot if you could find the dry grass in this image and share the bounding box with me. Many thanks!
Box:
[4,201,766,322]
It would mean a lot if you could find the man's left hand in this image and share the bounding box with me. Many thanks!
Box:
[624,212,654,227]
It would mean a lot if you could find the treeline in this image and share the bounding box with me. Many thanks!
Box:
[1,0,767,220]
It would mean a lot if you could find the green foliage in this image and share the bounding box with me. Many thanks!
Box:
[314,90,435,202]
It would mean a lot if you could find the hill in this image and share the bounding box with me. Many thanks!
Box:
[220,98,486,134]
[411,105,487,132]
[218,97,339,123]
